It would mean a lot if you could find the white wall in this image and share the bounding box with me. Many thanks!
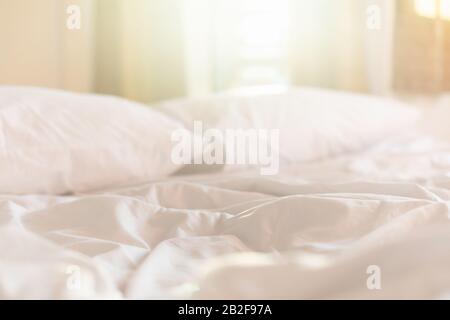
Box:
[0,0,95,92]
[288,0,369,92]
[94,0,187,102]
[364,0,396,96]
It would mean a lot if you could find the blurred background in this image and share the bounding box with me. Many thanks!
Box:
[0,0,449,103]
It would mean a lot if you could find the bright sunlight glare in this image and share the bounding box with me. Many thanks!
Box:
[415,0,450,20]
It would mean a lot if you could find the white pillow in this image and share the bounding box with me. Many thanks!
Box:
[0,86,185,194]
[159,87,421,166]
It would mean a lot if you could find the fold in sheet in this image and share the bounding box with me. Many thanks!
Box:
[1,134,450,299]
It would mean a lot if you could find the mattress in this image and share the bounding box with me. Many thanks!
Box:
[1,130,450,299]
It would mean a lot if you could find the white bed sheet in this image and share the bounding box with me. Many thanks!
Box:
[1,132,450,299]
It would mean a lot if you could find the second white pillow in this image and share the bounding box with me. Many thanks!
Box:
[159,87,421,166]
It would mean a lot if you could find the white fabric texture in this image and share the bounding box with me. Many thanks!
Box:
[159,87,421,165]
[0,88,449,299]
[0,86,185,194]
[1,131,450,299]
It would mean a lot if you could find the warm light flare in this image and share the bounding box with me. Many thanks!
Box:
[415,0,450,20]
[441,0,450,19]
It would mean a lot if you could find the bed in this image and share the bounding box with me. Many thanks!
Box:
[1,86,450,299]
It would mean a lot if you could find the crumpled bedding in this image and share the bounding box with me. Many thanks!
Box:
[2,133,450,300]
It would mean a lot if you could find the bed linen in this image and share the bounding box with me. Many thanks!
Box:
[0,86,186,194]
[1,127,450,299]
[159,87,420,165]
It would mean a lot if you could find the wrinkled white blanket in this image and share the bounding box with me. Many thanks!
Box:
[2,132,450,300]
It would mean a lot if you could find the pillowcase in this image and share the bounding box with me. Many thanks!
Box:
[0,86,185,194]
[159,87,421,168]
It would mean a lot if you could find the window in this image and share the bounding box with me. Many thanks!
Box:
[233,0,290,88]
[415,0,450,20]
[182,0,290,95]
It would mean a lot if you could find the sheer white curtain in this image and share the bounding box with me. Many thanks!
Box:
[0,0,398,100]
[288,0,366,92]
[182,0,396,96]
[182,0,291,96]
[95,0,187,102]
[94,0,397,102]
[38,0,444,99]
